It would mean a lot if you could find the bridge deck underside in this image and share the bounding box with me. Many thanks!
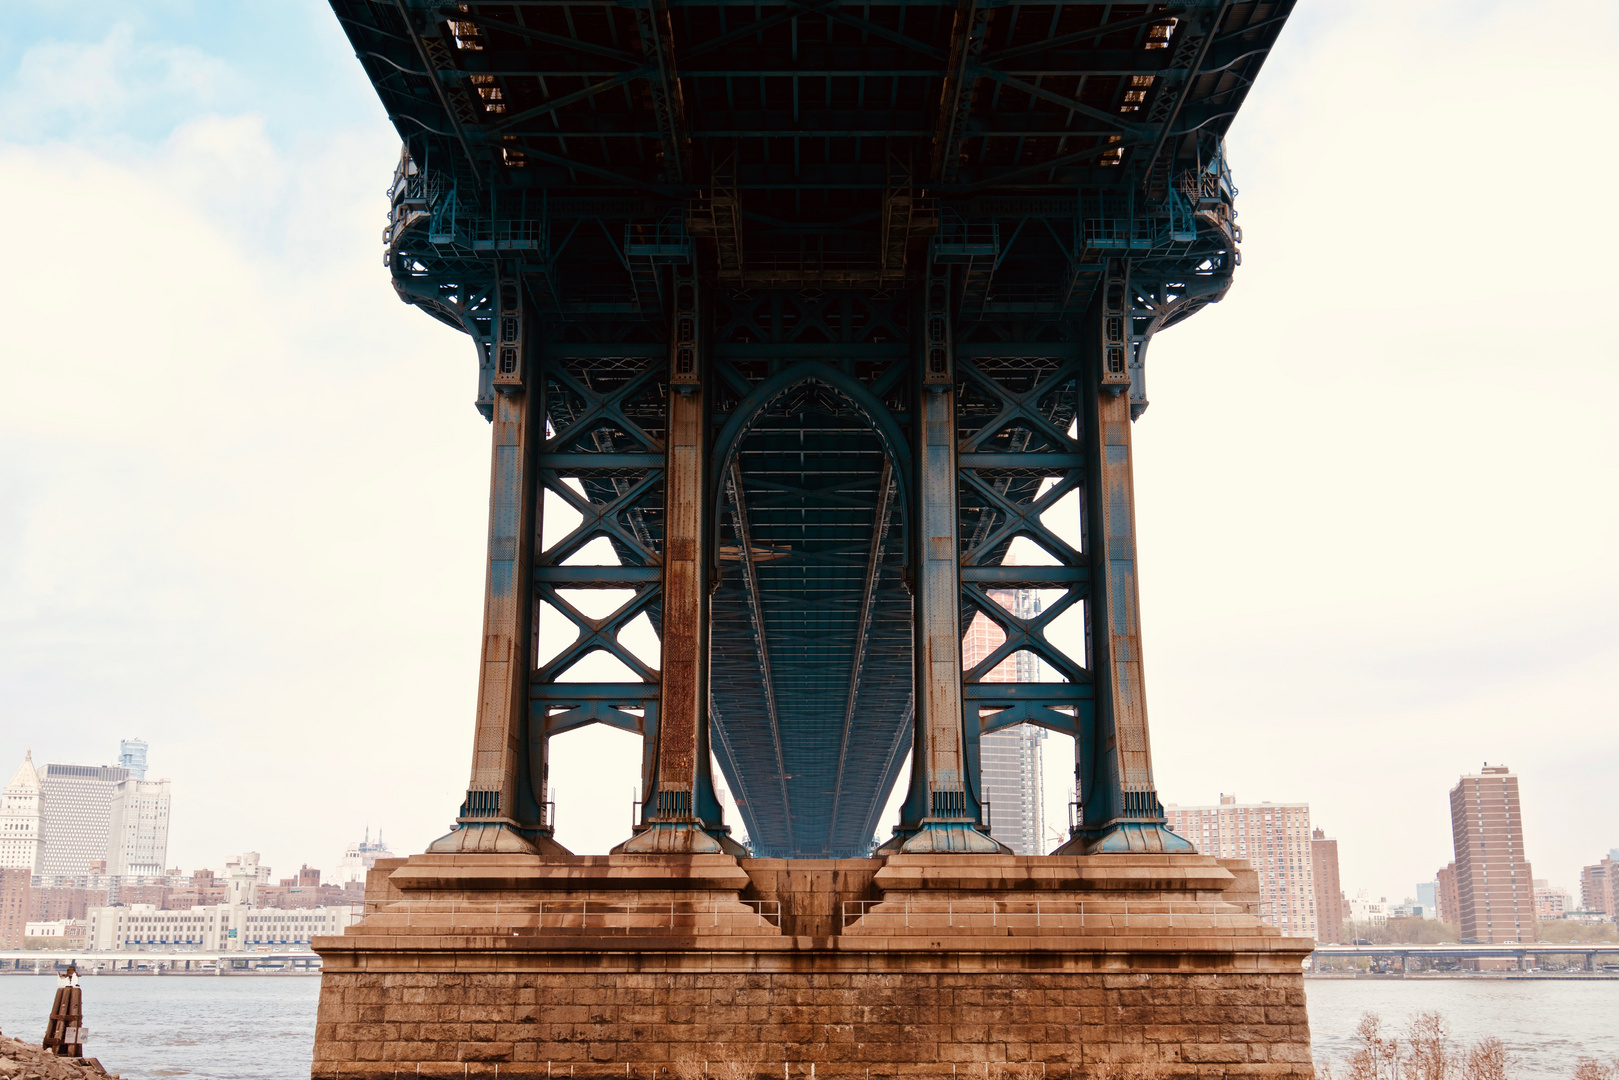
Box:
[711,385,912,857]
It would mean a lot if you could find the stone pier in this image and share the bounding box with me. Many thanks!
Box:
[311,853,1313,1078]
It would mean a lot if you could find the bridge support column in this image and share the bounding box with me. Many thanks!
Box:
[889,269,1003,854]
[619,267,741,855]
[1058,261,1192,855]
[431,274,562,855]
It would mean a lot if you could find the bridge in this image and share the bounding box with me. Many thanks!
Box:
[329,0,1293,858]
[1311,942,1619,974]
[0,951,322,971]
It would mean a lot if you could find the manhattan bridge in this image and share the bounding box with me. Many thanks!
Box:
[330,0,1292,860]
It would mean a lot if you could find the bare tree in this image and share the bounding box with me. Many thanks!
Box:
[1458,1036,1512,1080]
[1340,1012,1402,1080]
[670,1048,709,1080]
[1572,1058,1619,1080]
[707,1045,765,1080]
[1404,1011,1452,1080]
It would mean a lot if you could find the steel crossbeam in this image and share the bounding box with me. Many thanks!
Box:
[334,0,1294,857]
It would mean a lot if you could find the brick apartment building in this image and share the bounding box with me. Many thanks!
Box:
[1165,795,1317,939]
[1448,764,1535,943]
[1310,828,1345,943]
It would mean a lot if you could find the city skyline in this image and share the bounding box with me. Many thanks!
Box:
[1,738,1607,915]
[1,0,1616,902]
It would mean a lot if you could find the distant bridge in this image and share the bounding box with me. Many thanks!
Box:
[1311,942,1619,972]
[0,950,320,970]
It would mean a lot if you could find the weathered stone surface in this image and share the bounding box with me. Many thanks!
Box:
[0,1035,117,1080]
[312,854,1314,1079]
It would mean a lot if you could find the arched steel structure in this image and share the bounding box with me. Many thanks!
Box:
[330,0,1295,856]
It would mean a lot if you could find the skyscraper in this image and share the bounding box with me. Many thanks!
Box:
[118,739,149,780]
[1164,795,1317,939]
[1449,763,1535,943]
[0,752,44,873]
[961,589,1046,855]
[107,774,172,876]
[38,763,127,876]
[1310,828,1344,943]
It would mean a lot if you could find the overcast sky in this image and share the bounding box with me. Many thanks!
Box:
[2,1,1615,904]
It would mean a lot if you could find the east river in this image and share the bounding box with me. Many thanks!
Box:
[0,976,1615,1080]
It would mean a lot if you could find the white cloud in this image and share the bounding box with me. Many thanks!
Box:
[1,25,233,144]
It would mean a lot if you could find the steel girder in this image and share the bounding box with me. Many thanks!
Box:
[332,0,1294,855]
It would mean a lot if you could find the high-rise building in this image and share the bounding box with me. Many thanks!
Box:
[961,588,1046,855]
[1449,763,1535,943]
[1416,881,1438,919]
[0,752,45,873]
[108,775,172,876]
[1436,862,1461,926]
[38,763,128,876]
[0,868,30,949]
[1164,795,1316,939]
[1310,828,1344,942]
[1579,856,1615,917]
[118,739,149,780]
[36,742,171,877]
[334,830,396,885]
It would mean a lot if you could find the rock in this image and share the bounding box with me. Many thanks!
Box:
[0,1037,117,1080]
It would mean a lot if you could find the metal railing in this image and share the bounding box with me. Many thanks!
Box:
[840,899,1236,931]
[364,898,781,930]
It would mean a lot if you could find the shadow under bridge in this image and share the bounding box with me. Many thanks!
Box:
[709,374,913,859]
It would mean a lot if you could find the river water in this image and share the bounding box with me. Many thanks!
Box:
[0,975,1614,1079]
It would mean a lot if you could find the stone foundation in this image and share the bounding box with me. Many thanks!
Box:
[311,853,1314,1079]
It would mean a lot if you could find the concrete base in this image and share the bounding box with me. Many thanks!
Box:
[312,852,1314,1078]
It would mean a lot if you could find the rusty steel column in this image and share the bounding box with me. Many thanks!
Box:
[888,269,1003,854]
[619,265,739,855]
[431,274,562,855]
[1058,260,1192,855]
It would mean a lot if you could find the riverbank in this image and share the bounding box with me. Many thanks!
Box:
[0,1034,118,1080]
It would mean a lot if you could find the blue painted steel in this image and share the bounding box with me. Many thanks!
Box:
[331,0,1295,856]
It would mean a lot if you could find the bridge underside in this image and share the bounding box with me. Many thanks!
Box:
[331,0,1294,857]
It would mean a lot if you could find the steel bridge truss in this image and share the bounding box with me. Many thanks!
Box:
[331,0,1293,857]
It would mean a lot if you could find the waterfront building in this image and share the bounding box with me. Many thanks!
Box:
[1416,881,1438,919]
[38,762,128,876]
[107,775,171,876]
[1448,763,1536,943]
[0,867,29,949]
[961,588,1047,855]
[1310,828,1345,942]
[1533,879,1571,921]
[1164,795,1316,938]
[85,901,361,951]
[23,920,88,949]
[0,752,44,873]
[334,830,395,885]
[117,739,149,780]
